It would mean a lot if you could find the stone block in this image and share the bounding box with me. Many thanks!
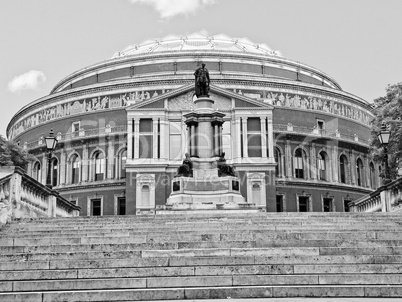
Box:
[0,281,12,291]
[50,257,168,270]
[14,278,147,291]
[142,248,230,258]
[231,247,319,257]
[233,274,319,286]
[294,264,402,274]
[194,264,293,275]
[320,274,402,285]
[272,285,365,297]
[169,256,255,267]
[0,293,42,302]
[0,260,49,271]
[78,266,194,279]
[365,286,402,297]
[147,275,232,288]
[184,286,272,299]
[178,240,256,249]
[42,289,184,302]
[0,269,77,281]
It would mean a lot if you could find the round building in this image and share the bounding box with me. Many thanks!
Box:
[7,33,377,215]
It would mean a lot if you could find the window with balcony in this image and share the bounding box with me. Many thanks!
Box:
[70,155,80,184]
[94,152,106,181]
[339,155,348,184]
[294,148,306,179]
[356,158,364,186]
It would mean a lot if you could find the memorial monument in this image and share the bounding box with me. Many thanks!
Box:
[166,64,248,210]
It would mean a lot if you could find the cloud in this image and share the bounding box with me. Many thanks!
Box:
[129,0,216,19]
[7,70,46,93]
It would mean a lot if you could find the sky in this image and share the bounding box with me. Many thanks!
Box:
[1,0,401,138]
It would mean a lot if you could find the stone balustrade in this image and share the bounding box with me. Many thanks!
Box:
[0,167,80,225]
[273,124,371,146]
[350,176,402,212]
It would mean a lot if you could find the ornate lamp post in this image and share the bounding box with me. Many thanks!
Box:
[377,123,391,185]
[45,129,58,189]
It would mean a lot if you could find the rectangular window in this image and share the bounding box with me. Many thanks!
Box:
[139,119,153,158]
[118,197,126,215]
[222,122,232,159]
[344,199,351,212]
[247,118,262,157]
[298,196,309,212]
[323,198,333,212]
[169,122,182,160]
[294,157,304,179]
[72,122,80,136]
[276,195,283,212]
[92,199,101,216]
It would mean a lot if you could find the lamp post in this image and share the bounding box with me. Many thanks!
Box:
[45,129,58,189]
[377,122,391,185]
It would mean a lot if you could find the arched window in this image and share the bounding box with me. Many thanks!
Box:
[339,155,348,184]
[274,147,282,177]
[318,151,328,181]
[70,155,80,184]
[294,148,306,179]
[51,158,58,187]
[369,162,375,189]
[94,152,106,181]
[118,149,127,179]
[33,161,41,182]
[356,158,364,186]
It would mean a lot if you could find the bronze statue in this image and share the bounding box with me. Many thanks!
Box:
[175,153,193,177]
[194,63,210,97]
[217,152,236,177]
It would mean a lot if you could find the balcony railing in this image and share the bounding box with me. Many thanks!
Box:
[25,125,127,150]
[273,123,371,146]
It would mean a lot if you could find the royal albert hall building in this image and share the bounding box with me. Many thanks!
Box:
[7,33,379,215]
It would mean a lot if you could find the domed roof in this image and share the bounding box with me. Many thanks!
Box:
[112,33,282,58]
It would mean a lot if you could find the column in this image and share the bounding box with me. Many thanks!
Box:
[260,117,267,158]
[82,143,89,182]
[41,155,47,185]
[218,125,223,156]
[242,117,248,158]
[27,162,32,177]
[127,119,133,159]
[152,118,158,159]
[60,151,66,185]
[107,139,114,179]
[235,117,241,159]
[190,124,196,157]
[331,145,339,183]
[160,118,167,160]
[230,118,236,159]
[350,150,356,185]
[310,142,317,180]
[267,116,274,160]
[214,124,219,156]
[184,120,189,157]
[134,119,140,159]
[364,155,370,188]
[285,139,292,178]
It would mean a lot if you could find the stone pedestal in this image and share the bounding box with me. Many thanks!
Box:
[166,96,249,211]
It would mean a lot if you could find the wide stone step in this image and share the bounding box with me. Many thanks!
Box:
[2,285,402,301]
[2,254,402,271]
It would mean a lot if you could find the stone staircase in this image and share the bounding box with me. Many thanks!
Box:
[1,212,402,301]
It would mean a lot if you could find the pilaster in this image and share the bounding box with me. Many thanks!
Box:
[267,116,274,161]
[41,155,47,185]
[285,139,292,178]
[134,119,140,159]
[331,145,339,183]
[107,139,114,179]
[160,117,167,160]
[152,118,158,159]
[350,150,356,185]
[127,119,133,160]
[260,117,267,158]
[60,151,66,185]
[81,143,89,182]
[242,117,248,158]
[310,143,317,180]
[235,118,241,160]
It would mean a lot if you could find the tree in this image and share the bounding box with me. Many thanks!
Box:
[0,135,34,170]
[370,82,402,180]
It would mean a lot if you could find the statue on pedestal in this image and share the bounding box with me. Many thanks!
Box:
[175,153,193,177]
[194,63,210,97]
[217,152,236,177]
